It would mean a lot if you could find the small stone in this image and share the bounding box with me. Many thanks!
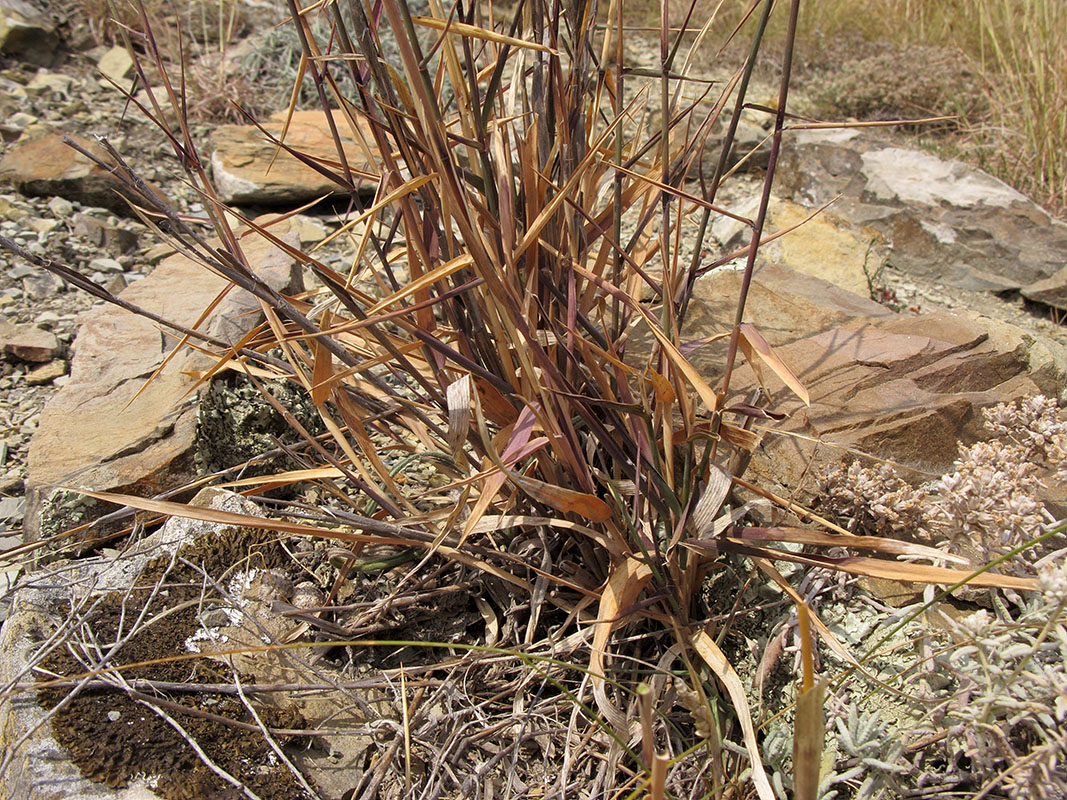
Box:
[211,110,381,205]
[106,710,121,722]
[24,71,72,97]
[0,496,23,521]
[6,264,31,279]
[292,214,330,245]
[290,581,325,609]
[199,607,231,628]
[143,242,177,264]
[0,0,59,65]
[46,196,73,218]
[0,135,160,216]
[97,45,133,84]
[89,256,124,274]
[25,359,65,385]
[1,322,59,362]
[133,86,179,127]
[22,271,59,301]
[27,217,57,234]
[2,110,35,133]
[72,214,138,254]
[34,310,59,326]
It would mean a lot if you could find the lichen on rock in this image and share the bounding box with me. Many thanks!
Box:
[195,368,325,485]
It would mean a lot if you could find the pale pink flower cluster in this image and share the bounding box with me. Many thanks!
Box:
[818,460,926,537]
[819,396,1063,571]
[1039,558,1067,607]
[927,439,1046,564]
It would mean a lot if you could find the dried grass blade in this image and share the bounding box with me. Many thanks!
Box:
[310,311,334,407]
[691,629,775,800]
[511,474,613,523]
[738,323,809,405]
[467,515,620,556]
[461,403,542,542]
[793,603,825,800]
[697,525,967,564]
[574,265,719,413]
[315,174,437,250]
[591,557,654,731]
[65,489,418,545]
[410,14,558,54]
[722,540,1037,591]
[512,107,633,262]
[364,254,474,316]
[473,377,518,425]
[220,467,346,488]
[752,558,859,667]
[717,422,761,452]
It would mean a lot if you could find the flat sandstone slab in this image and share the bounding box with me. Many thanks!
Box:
[211,109,380,205]
[23,218,302,540]
[733,311,1067,499]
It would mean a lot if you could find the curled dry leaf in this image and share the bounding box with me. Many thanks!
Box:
[691,629,776,800]
[590,556,654,732]
[446,375,472,465]
[738,322,809,406]
[690,463,732,538]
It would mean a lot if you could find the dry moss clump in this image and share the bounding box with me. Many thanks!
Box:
[38,526,307,800]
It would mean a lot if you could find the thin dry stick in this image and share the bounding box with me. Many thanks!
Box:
[232,667,324,800]
[132,690,265,800]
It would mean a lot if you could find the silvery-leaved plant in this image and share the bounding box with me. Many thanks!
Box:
[815,396,1067,795]
[908,559,1067,798]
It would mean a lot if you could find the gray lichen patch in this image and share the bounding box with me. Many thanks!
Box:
[36,486,112,550]
[195,369,325,485]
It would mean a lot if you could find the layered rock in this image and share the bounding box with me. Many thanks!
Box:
[732,311,1067,499]
[775,128,1067,305]
[23,217,302,543]
[711,197,887,298]
[0,135,147,215]
[210,109,381,205]
[0,319,60,362]
[628,262,895,380]
[0,0,57,65]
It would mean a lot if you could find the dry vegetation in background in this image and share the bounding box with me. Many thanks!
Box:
[1,0,1065,797]
[799,0,1065,216]
[642,0,1066,216]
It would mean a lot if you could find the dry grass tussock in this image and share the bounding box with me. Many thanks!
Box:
[0,0,1064,798]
